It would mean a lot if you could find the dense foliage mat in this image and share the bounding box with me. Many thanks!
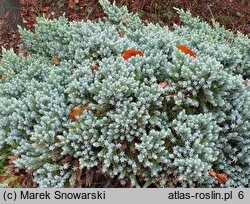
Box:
[0,0,250,187]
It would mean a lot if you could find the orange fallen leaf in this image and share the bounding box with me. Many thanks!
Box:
[69,107,83,123]
[0,77,6,81]
[70,12,78,19]
[158,82,169,88]
[209,171,217,177]
[245,81,250,86]
[90,66,99,72]
[122,49,143,61]
[177,45,196,59]
[0,176,7,183]
[53,55,60,65]
[68,0,76,9]
[209,171,228,185]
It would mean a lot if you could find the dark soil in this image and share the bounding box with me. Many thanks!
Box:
[0,0,250,58]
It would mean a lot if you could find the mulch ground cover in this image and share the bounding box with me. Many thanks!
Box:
[0,0,250,58]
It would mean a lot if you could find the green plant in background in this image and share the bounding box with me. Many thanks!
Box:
[57,0,65,9]
[0,145,11,175]
[0,0,249,187]
[0,145,23,188]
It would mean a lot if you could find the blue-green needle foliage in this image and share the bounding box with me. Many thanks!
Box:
[0,0,249,187]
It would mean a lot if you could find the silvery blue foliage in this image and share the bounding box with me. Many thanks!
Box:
[0,0,249,187]
[0,184,8,188]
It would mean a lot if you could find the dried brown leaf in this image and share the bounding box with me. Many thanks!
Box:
[68,0,76,9]
[120,142,127,152]
[245,81,250,86]
[69,107,83,123]
[158,82,169,88]
[53,55,60,65]
[85,169,94,187]
[0,40,5,46]
[0,176,7,183]
[90,66,99,72]
[209,171,228,185]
